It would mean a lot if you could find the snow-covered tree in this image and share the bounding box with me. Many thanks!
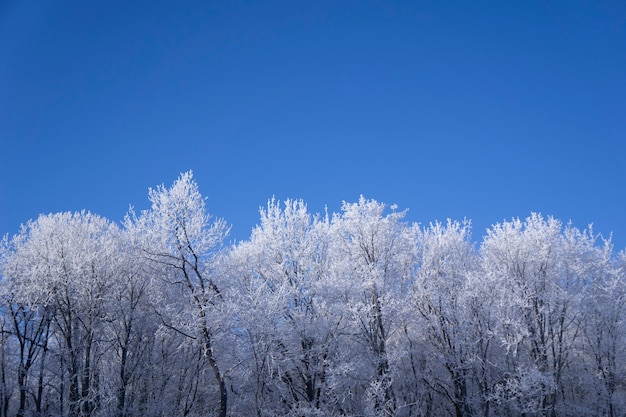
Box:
[481,214,592,416]
[328,196,418,417]
[124,171,230,417]
[1,211,120,417]
[411,219,485,417]
[226,198,341,416]
[577,235,626,417]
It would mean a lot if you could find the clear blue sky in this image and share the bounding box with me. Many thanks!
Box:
[1,0,625,248]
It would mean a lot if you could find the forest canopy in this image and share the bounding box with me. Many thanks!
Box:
[1,171,624,417]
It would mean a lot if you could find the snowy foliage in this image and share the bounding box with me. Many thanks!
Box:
[0,172,624,417]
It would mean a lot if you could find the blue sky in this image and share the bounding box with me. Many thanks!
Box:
[1,0,625,248]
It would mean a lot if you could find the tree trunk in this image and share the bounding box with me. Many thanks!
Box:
[202,326,227,417]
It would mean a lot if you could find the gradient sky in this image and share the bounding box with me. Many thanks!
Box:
[1,0,625,249]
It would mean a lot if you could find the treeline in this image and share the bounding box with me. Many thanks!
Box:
[0,171,624,417]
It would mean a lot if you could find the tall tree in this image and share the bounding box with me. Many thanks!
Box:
[227,198,339,416]
[328,196,417,417]
[100,227,156,417]
[0,212,119,417]
[1,228,53,417]
[577,234,626,417]
[481,214,585,416]
[125,171,230,417]
[413,220,482,417]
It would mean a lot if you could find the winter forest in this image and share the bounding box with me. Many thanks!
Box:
[1,172,624,417]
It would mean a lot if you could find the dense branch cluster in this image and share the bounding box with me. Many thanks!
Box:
[1,172,624,417]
